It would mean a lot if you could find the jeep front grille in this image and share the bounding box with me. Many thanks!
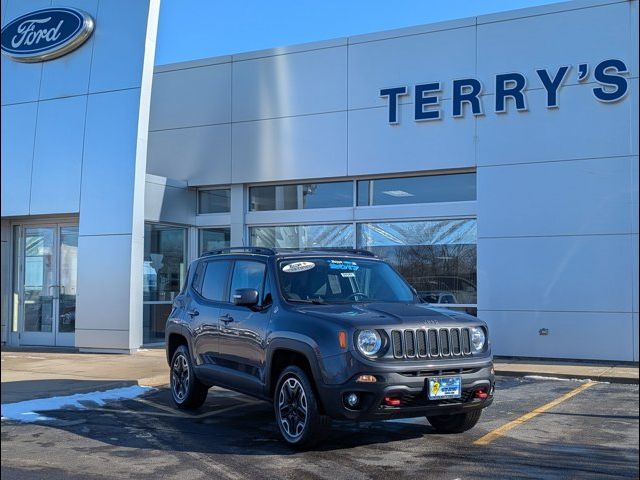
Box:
[390,327,473,359]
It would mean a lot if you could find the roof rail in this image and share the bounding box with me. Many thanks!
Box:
[202,246,276,257]
[295,247,376,257]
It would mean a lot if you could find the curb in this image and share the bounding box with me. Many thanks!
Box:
[495,369,639,385]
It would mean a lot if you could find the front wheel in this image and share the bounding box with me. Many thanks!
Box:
[274,366,331,449]
[427,409,482,433]
[170,345,208,409]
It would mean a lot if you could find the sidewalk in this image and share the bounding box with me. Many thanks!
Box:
[1,348,637,404]
[494,357,638,384]
[1,348,168,404]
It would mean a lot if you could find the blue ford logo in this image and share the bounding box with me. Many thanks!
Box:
[1,7,94,62]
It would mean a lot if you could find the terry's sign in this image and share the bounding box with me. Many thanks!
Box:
[380,59,629,124]
[1,8,94,62]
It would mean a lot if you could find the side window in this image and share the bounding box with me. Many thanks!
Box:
[201,260,232,302]
[191,262,205,294]
[229,261,266,303]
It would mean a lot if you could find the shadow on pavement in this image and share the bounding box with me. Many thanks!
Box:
[2,380,638,478]
[1,379,140,404]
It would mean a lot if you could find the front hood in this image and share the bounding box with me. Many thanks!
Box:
[293,302,481,329]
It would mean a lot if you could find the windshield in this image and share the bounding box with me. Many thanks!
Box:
[277,257,416,304]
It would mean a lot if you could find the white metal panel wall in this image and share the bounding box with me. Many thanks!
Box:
[475,2,638,361]
[1,0,160,352]
[39,0,99,100]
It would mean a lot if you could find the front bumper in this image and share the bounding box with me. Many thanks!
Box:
[316,356,495,421]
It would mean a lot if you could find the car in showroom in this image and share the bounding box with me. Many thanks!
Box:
[165,247,494,448]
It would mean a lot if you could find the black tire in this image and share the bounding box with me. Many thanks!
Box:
[427,409,482,433]
[170,345,208,409]
[274,366,331,449]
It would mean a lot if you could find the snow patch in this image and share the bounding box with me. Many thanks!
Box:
[1,385,154,423]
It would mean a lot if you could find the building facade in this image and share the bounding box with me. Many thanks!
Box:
[1,0,638,361]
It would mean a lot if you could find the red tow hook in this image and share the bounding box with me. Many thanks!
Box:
[383,396,402,406]
[474,388,489,400]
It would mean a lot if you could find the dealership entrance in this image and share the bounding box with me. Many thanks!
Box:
[10,221,78,347]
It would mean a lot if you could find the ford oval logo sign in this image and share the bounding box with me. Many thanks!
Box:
[1,7,94,62]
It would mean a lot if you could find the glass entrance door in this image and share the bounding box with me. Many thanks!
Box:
[17,224,78,347]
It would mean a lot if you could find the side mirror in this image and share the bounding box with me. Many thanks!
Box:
[232,288,259,308]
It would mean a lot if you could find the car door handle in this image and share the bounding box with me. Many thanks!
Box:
[187,309,199,317]
[220,314,234,324]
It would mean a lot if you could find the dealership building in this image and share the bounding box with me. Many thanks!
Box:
[1,0,638,361]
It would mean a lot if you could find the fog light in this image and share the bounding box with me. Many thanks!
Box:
[345,393,359,408]
[356,374,377,383]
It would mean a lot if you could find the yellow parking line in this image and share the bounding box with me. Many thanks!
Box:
[474,380,596,446]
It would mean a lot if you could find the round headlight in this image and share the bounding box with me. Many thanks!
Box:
[470,327,486,353]
[356,330,382,357]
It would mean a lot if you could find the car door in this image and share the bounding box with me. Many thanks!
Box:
[218,259,271,395]
[190,259,232,379]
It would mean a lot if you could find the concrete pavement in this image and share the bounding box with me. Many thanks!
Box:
[1,347,637,404]
[2,377,638,479]
[1,348,167,404]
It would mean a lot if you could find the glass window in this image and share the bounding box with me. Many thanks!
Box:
[229,261,266,302]
[199,227,231,255]
[143,225,187,302]
[58,227,78,333]
[249,182,352,211]
[201,260,232,302]
[250,185,297,211]
[250,223,354,249]
[143,224,187,343]
[357,219,477,315]
[301,182,352,209]
[198,188,231,214]
[143,304,173,344]
[357,173,476,206]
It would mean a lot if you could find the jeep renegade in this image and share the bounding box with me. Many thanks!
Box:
[165,247,494,448]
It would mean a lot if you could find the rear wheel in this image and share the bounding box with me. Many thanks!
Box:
[274,366,331,449]
[170,345,208,409]
[427,409,482,433]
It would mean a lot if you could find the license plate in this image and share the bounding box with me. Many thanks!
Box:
[428,376,462,400]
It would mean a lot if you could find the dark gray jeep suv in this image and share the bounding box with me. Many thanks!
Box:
[165,247,494,448]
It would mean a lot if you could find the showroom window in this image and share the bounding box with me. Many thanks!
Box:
[249,181,352,211]
[357,172,476,206]
[143,223,187,344]
[198,188,231,214]
[250,223,354,249]
[199,227,231,254]
[357,219,477,315]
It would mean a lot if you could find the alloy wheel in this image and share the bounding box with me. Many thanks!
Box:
[278,377,308,440]
[171,353,190,402]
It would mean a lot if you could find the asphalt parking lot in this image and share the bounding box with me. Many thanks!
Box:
[1,376,638,480]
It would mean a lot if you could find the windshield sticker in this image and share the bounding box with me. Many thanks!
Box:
[282,261,315,273]
[327,260,359,271]
[340,272,356,278]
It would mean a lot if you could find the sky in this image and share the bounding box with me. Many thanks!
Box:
[155,0,560,65]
